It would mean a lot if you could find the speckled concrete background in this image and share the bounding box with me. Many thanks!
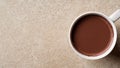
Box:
[0,0,120,68]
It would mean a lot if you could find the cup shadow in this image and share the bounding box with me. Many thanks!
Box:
[83,22,120,68]
[81,22,120,68]
[108,22,120,60]
[110,42,120,58]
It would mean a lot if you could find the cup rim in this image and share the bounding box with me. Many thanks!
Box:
[68,11,117,60]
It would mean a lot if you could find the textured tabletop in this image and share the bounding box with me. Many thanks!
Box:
[0,0,120,68]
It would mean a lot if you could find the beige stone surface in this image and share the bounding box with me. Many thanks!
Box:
[0,0,120,68]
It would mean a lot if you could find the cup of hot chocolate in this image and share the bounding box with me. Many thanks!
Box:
[69,9,120,60]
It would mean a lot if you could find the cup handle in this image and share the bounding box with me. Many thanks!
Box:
[109,9,120,22]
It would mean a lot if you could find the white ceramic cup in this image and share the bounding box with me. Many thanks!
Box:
[69,9,120,60]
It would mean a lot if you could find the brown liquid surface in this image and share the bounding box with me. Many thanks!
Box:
[71,15,113,56]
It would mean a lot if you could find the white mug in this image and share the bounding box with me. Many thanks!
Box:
[69,9,120,60]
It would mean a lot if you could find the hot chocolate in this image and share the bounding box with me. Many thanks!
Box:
[71,14,114,56]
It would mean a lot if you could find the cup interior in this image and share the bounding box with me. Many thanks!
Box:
[69,12,117,60]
